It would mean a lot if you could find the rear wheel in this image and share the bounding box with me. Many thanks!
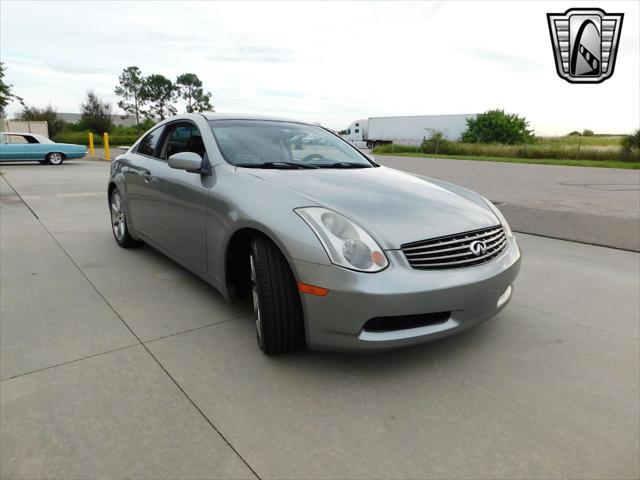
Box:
[110,188,139,248]
[249,236,305,354]
[46,152,64,165]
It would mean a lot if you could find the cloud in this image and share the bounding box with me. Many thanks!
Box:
[1,1,638,134]
[457,48,545,71]
[207,43,294,63]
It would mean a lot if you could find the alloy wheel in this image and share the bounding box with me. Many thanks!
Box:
[249,254,263,346]
[110,191,126,241]
[49,153,63,165]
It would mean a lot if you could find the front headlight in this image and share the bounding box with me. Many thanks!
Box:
[295,207,388,272]
[483,198,513,238]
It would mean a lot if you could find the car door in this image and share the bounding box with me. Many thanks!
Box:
[0,134,30,160]
[137,121,209,270]
[120,126,164,235]
[23,135,49,160]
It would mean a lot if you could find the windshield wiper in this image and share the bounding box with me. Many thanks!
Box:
[236,162,318,169]
[312,162,369,169]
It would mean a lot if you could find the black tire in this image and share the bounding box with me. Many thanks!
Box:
[250,235,305,354]
[109,188,140,248]
[46,152,65,165]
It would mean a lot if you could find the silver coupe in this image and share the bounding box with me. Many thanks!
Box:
[108,113,521,353]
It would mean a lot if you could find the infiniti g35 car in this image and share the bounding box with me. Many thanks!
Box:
[108,113,521,353]
[0,132,86,164]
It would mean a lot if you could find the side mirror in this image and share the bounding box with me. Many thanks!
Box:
[168,151,203,173]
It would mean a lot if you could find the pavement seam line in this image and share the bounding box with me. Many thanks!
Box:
[0,343,139,383]
[2,174,262,480]
[144,313,253,345]
[1,177,40,219]
[511,229,639,253]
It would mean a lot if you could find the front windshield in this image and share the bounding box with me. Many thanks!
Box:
[209,120,373,168]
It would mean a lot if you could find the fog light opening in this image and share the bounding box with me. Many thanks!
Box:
[497,285,512,308]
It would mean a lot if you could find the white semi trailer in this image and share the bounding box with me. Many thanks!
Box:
[343,114,477,148]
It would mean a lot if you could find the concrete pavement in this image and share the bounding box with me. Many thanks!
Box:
[1,161,639,479]
[376,155,640,251]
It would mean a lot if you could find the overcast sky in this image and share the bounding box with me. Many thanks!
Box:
[1,0,638,134]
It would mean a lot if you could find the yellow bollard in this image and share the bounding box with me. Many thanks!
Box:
[88,132,95,156]
[103,132,110,161]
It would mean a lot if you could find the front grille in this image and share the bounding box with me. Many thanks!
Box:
[363,312,451,332]
[402,225,507,270]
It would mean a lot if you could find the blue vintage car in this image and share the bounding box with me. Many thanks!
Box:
[0,132,86,165]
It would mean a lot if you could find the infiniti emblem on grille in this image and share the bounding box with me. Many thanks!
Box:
[469,240,487,256]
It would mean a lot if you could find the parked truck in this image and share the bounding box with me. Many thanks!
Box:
[342,114,477,148]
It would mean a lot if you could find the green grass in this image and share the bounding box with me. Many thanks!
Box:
[538,135,624,147]
[376,152,640,169]
[373,140,639,163]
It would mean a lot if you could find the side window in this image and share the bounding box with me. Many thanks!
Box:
[161,123,205,160]
[136,127,164,157]
[7,135,28,144]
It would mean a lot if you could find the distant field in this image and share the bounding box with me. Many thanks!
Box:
[538,135,624,149]
[372,133,638,166]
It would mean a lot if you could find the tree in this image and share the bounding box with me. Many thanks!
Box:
[620,129,640,162]
[80,90,113,133]
[582,129,594,136]
[0,62,24,117]
[176,73,213,112]
[142,74,177,120]
[114,66,146,130]
[621,129,640,150]
[16,104,66,138]
[461,109,534,144]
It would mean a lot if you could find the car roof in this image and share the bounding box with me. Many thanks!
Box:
[200,112,312,124]
[1,132,51,141]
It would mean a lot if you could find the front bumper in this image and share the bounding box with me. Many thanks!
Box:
[290,237,521,352]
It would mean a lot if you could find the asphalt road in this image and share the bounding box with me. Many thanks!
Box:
[376,154,640,251]
[1,161,639,479]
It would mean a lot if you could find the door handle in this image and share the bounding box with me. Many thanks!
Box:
[143,172,153,182]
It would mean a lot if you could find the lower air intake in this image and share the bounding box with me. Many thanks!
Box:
[363,312,451,332]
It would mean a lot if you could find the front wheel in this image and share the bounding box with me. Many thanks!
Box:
[46,152,64,165]
[110,188,140,248]
[249,236,305,354]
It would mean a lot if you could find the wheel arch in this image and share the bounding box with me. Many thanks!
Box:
[107,181,117,199]
[107,180,140,241]
[223,225,296,302]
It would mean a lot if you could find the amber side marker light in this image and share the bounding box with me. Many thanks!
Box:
[297,282,329,296]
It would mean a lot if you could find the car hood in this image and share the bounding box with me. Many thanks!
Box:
[240,166,499,249]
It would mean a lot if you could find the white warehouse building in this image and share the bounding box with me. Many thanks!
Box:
[343,114,477,148]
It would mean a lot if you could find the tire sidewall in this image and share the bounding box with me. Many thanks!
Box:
[249,236,304,354]
[249,246,267,349]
